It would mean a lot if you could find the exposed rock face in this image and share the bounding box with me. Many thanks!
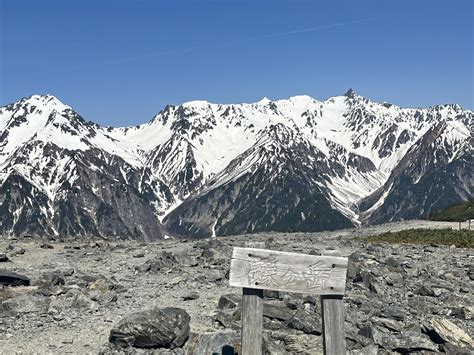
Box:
[0,93,472,239]
[164,126,354,237]
[109,307,190,349]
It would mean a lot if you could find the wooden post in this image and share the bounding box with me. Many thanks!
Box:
[321,295,346,354]
[229,247,348,355]
[241,287,263,354]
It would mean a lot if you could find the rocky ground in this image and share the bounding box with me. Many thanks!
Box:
[0,220,473,354]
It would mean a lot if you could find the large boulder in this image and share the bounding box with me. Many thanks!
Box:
[109,307,190,349]
[0,270,30,286]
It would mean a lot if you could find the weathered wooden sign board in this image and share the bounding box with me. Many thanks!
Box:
[229,247,349,355]
[230,247,348,295]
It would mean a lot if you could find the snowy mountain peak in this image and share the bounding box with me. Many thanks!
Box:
[257,97,271,105]
[19,94,70,111]
[182,100,210,109]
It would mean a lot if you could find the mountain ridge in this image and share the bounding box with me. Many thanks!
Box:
[1,90,472,239]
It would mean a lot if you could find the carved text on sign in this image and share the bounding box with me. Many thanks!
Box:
[247,253,331,290]
[229,247,348,295]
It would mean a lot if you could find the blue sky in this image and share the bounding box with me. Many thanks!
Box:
[1,0,472,126]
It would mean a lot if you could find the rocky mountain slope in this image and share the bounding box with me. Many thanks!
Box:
[0,91,472,239]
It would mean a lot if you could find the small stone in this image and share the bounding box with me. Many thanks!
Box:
[415,284,436,297]
[218,294,241,310]
[59,267,75,277]
[373,317,402,332]
[181,292,199,301]
[385,257,401,268]
[382,305,407,321]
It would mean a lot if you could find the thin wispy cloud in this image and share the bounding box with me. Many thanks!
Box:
[235,16,384,42]
[41,16,385,74]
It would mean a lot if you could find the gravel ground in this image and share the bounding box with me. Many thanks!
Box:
[0,220,472,354]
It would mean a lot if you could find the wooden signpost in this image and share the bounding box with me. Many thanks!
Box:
[229,247,348,355]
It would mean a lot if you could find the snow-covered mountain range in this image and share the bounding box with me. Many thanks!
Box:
[0,90,472,240]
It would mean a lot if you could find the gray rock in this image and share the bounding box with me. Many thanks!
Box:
[109,307,190,349]
[181,291,199,301]
[205,269,223,282]
[385,257,401,268]
[443,343,474,354]
[6,245,26,257]
[59,267,75,277]
[138,252,179,273]
[0,254,9,262]
[263,289,280,299]
[282,332,324,353]
[1,293,50,313]
[283,293,302,310]
[405,266,421,277]
[71,293,96,310]
[35,271,65,287]
[424,318,474,348]
[184,331,239,354]
[217,294,241,310]
[201,248,218,260]
[361,271,379,293]
[382,305,407,321]
[393,331,438,352]
[348,344,378,355]
[357,324,385,346]
[373,317,402,332]
[0,269,30,286]
[414,284,436,297]
[214,309,240,329]
[263,303,322,335]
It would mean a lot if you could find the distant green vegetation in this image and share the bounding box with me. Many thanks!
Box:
[366,228,474,248]
[429,201,474,222]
